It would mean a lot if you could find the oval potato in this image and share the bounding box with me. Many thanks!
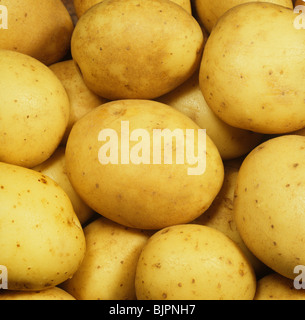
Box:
[0,161,86,290]
[199,2,305,134]
[135,224,256,300]
[71,0,204,100]
[234,135,305,279]
[0,50,70,168]
[65,99,224,230]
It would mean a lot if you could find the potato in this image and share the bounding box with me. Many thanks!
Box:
[0,161,86,290]
[32,146,95,225]
[61,217,150,300]
[65,99,224,230]
[71,0,204,100]
[73,0,192,17]
[193,0,293,33]
[193,159,269,278]
[254,273,305,300]
[157,71,264,160]
[0,50,70,168]
[0,287,76,300]
[135,224,256,300]
[49,60,108,144]
[234,135,305,280]
[0,0,74,65]
[199,2,305,134]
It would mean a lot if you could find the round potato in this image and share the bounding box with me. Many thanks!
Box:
[65,99,224,230]
[0,161,86,290]
[0,287,76,300]
[193,0,293,33]
[135,224,256,300]
[73,0,192,17]
[32,146,95,225]
[193,158,269,278]
[157,71,264,160]
[199,2,305,134]
[61,217,150,300]
[254,273,305,300]
[49,60,108,144]
[71,0,204,100]
[0,0,74,65]
[0,50,70,168]
[234,135,305,280]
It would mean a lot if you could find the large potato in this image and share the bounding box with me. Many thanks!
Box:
[0,0,74,65]
[193,159,269,278]
[65,99,224,230]
[199,2,305,134]
[0,287,76,300]
[135,224,256,300]
[0,50,70,168]
[0,161,86,290]
[49,60,108,144]
[32,146,95,225]
[234,135,305,280]
[71,0,204,100]
[157,71,264,160]
[73,0,192,17]
[61,217,150,300]
[254,273,305,300]
[193,0,293,33]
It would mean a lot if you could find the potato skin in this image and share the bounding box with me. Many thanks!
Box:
[199,2,305,134]
[234,135,305,279]
[135,224,256,300]
[0,0,74,65]
[65,99,224,230]
[0,162,86,291]
[0,50,70,168]
[71,0,204,100]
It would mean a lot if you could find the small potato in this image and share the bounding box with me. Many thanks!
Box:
[0,287,76,300]
[193,158,269,278]
[71,0,204,100]
[135,224,256,300]
[254,273,305,300]
[73,0,192,17]
[61,217,150,300]
[193,0,293,33]
[199,2,305,134]
[49,60,108,144]
[0,161,86,290]
[157,71,264,160]
[0,0,74,65]
[234,135,305,280]
[0,50,70,168]
[32,146,95,225]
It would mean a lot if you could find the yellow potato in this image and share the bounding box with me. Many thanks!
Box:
[32,146,95,225]
[0,161,86,290]
[71,0,204,100]
[254,273,305,300]
[157,71,264,160]
[73,0,192,17]
[135,224,256,300]
[65,99,224,230]
[193,0,293,33]
[193,158,269,278]
[0,49,70,168]
[199,2,305,134]
[49,60,108,144]
[0,287,76,300]
[234,135,305,280]
[0,0,74,65]
[61,217,150,300]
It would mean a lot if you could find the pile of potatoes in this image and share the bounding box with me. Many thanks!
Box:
[1,0,305,300]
